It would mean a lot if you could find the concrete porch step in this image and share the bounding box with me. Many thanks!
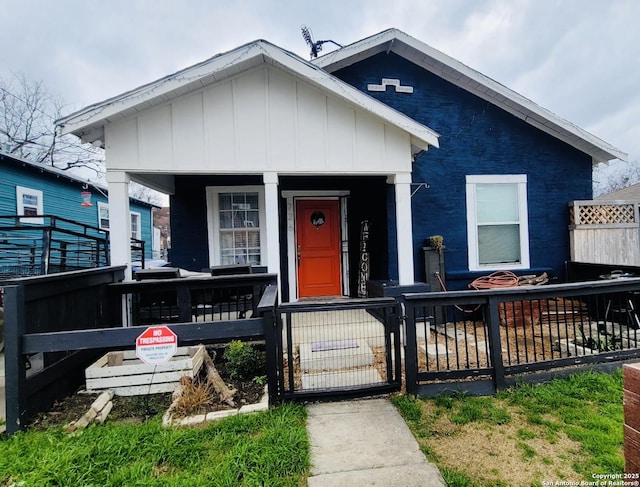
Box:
[300,339,374,372]
[301,368,383,390]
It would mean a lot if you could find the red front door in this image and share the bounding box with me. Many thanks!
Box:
[296,199,342,298]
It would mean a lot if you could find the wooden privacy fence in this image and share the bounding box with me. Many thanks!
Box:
[2,267,279,434]
[569,200,640,266]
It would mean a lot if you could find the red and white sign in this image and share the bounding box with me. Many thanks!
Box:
[135,326,178,365]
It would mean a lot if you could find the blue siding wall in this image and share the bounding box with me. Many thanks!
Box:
[170,175,263,271]
[169,176,210,271]
[170,174,390,298]
[0,157,155,260]
[333,53,593,288]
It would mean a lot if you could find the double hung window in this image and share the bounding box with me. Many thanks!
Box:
[16,186,43,224]
[130,212,141,240]
[466,175,529,270]
[97,202,110,230]
[207,186,265,266]
[97,201,142,240]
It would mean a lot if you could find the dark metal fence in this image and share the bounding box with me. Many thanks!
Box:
[275,298,402,402]
[2,266,279,434]
[0,215,145,279]
[6,260,640,434]
[403,276,640,396]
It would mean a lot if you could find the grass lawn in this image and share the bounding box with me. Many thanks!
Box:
[0,403,309,487]
[393,369,625,487]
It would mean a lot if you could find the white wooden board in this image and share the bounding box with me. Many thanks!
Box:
[85,345,205,396]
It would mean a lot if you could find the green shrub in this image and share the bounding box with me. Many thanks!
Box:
[223,340,265,381]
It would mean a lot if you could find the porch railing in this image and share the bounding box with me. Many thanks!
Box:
[107,273,277,326]
[0,215,145,279]
[403,276,640,396]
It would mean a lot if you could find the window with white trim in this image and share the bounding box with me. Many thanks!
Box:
[96,202,142,239]
[466,175,530,270]
[130,211,141,240]
[16,186,43,224]
[206,186,265,266]
[97,202,110,230]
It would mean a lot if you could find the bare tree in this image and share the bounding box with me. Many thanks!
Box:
[0,73,104,176]
[593,159,640,197]
[129,181,166,206]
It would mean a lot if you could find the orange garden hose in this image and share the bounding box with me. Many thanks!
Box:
[435,270,519,313]
[469,271,519,290]
[434,271,481,313]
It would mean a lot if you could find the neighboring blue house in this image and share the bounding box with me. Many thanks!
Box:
[0,150,157,277]
[58,29,627,298]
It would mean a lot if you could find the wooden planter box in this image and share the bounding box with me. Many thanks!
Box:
[85,345,206,396]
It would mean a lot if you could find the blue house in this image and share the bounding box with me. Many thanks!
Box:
[57,29,627,297]
[0,150,157,277]
[313,29,627,289]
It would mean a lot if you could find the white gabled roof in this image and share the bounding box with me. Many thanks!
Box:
[314,28,627,164]
[57,40,439,155]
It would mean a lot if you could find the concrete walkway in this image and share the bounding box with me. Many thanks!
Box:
[306,398,446,486]
[0,352,445,485]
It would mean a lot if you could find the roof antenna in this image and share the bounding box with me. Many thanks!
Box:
[301,25,342,59]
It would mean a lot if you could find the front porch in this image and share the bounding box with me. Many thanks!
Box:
[166,173,411,303]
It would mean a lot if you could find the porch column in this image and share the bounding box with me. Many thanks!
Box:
[106,171,132,281]
[392,172,415,285]
[263,172,281,277]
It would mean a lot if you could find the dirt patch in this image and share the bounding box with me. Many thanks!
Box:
[30,393,174,430]
[417,400,587,486]
[29,345,265,430]
[420,298,592,373]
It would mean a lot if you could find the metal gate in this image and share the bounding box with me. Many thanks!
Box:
[274,298,402,402]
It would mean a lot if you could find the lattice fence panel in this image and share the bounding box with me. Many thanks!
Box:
[571,204,636,225]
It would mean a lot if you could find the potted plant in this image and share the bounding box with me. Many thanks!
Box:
[426,235,444,253]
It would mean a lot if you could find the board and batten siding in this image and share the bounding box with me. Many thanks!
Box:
[105,65,413,174]
[569,200,640,266]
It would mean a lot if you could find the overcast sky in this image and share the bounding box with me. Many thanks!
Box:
[2,0,638,189]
